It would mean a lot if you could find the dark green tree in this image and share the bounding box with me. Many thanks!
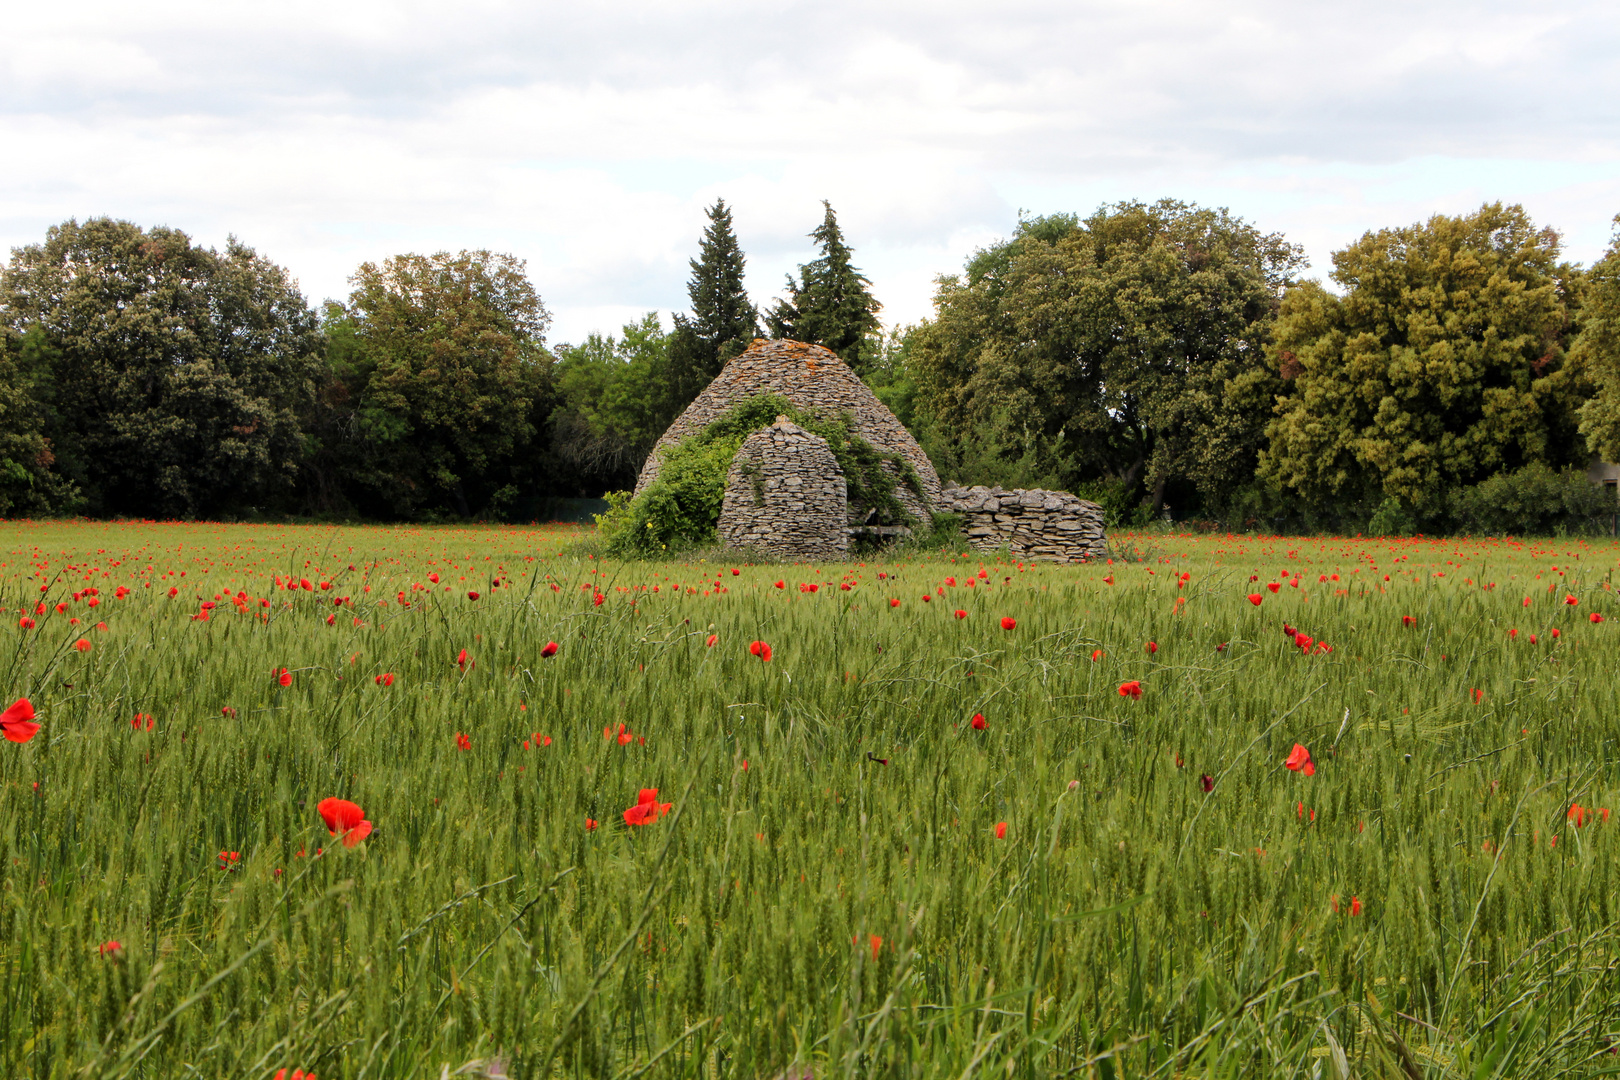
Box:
[667,199,761,406]
[0,218,321,518]
[765,201,883,372]
[548,313,677,492]
[910,201,1303,518]
[314,250,553,519]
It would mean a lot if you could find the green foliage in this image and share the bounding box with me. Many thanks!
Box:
[0,218,322,518]
[318,250,553,519]
[679,198,761,375]
[548,313,679,491]
[1262,203,1588,518]
[1575,216,1620,461]
[766,201,883,373]
[910,200,1303,516]
[1449,462,1617,536]
[597,394,919,557]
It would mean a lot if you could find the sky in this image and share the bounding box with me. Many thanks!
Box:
[2,0,1618,346]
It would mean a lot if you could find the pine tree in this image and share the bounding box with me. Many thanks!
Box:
[766,201,883,373]
[666,199,760,405]
[686,199,759,361]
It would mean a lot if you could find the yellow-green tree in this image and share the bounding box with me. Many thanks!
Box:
[1575,217,1620,461]
[1261,203,1587,520]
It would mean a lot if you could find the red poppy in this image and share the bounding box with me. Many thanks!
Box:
[374,673,395,686]
[1266,582,1281,593]
[623,787,672,826]
[1091,649,1103,661]
[731,568,740,576]
[0,698,40,743]
[889,598,900,608]
[1200,773,1214,792]
[1552,628,1562,639]
[1470,688,1485,704]
[586,817,598,830]
[131,713,154,731]
[971,712,986,730]
[1247,593,1262,606]
[954,609,967,619]
[1000,617,1016,630]
[276,668,292,686]
[749,641,773,662]
[541,641,559,658]
[273,1070,316,1080]
[1117,680,1142,699]
[1566,594,1579,605]
[457,648,471,671]
[99,940,123,958]
[1283,743,1314,776]
[1592,612,1605,624]
[1145,641,1157,655]
[428,573,440,584]
[774,580,785,589]
[467,591,480,601]
[1102,575,1114,585]
[17,617,32,630]
[317,797,373,847]
[455,731,470,751]
[705,634,718,647]
[74,638,91,653]
[168,586,178,598]
[994,821,1007,839]
[1569,804,1591,827]
[1350,896,1361,916]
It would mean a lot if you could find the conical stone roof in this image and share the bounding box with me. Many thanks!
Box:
[633,339,944,521]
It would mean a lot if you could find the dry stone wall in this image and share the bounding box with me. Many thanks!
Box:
[718,418,849,561]
[942,485,1106,563]
[635,339,942,524]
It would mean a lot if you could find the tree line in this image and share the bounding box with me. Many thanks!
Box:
[3,197,1619,533]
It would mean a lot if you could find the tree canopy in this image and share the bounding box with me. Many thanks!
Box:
[766,201,882,372]
[1260,203,1586,521]
[0,217,321,518]
[316,250,553,519]
[910,200,1304,517]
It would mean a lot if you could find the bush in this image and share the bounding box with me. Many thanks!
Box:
[1449,463,1618,536]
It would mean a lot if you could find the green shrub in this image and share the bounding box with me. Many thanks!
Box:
[596,394,924,557]
[1449,463,1618,536]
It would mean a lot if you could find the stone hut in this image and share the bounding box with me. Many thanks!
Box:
[717,417,848,560]
[632,338,1108,560]
[634,339,944,526]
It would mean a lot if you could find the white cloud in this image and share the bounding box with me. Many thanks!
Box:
[1,0,1617,343]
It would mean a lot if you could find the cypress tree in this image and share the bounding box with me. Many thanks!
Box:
[766,200,883,373]
[667,199,760,405]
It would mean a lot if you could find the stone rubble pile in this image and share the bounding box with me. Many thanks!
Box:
[942,485,1107,563]
[717,418,849,561]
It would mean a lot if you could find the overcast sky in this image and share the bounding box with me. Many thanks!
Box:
[3,1,1618,345]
